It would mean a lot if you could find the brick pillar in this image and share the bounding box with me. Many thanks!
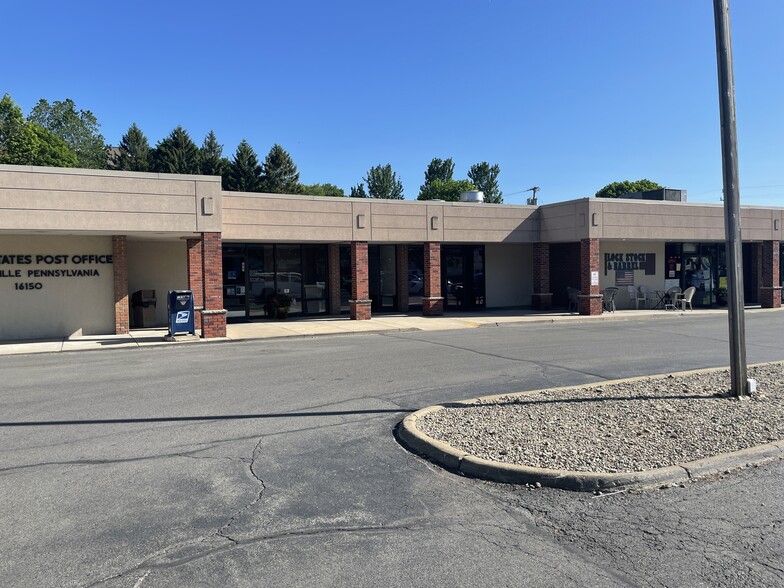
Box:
[422,242,443,316]
[350,241,371,320]
[396,244,409,312]
[759,240,781,308]
[112,235,129,334]
[186,238,204,331]
[200,232,227,338]
[532,243,552,310]
[327,243,341,315]
[579,238,602,315]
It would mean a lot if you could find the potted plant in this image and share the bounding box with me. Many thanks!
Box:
[715,287,728,306]
[265,292,293,319]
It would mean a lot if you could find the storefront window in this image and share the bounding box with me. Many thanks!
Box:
[223,243,328,319]
[408,245,424,308]
[369,245,397,311]
[247,245,274,317]
[339,245,352,312]
[275,245,303,315]
[302,245,327,314]
[442,245,485,310]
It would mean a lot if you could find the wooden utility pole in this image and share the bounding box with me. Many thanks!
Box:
[713,0,749,396]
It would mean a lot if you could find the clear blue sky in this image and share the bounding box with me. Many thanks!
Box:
[4,1,783,205]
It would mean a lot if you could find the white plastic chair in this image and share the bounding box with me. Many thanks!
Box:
[678,286,696,311]
[665,286,682,310]
[638,285,650,309]
[627,285,641,309]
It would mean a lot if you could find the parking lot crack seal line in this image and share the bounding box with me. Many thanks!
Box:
[216,436,266,545]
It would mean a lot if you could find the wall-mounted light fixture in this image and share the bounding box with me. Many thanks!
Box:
[201,196,214,216]
[592,212,599,227]
[430,216,439,230]
[356,214,365,229]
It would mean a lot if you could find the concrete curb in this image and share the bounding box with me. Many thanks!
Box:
[397,361,784,492]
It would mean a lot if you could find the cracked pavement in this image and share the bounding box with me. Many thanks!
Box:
[1,313,783,586]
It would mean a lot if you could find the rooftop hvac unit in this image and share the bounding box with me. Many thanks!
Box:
[460,190,484,203]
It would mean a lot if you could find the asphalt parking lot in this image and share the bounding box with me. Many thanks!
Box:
[1,312,783,587]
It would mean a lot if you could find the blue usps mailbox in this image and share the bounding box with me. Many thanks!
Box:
[167,290,195,336]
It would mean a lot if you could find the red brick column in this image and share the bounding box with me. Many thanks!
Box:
[532,243,552,310]
[327,243,341,315]
[759,240,781,308]
[200,232,227,337]
[112,235,129,334]
[579,238,602,315]
[422,242,443,316]
[186,238,204,331]
[350,241,371,320]
[396,244,409,312]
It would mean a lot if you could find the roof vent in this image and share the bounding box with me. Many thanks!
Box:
[460,190,484,203]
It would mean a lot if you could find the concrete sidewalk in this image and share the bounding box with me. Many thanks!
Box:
[0,306,774,356]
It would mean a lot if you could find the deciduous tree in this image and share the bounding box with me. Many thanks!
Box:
[3,123,79,167]
[1,94,78,167]
[0,94,25,154]
[364,164,404,199]
[27,98,107,168]
[301,183,345,197]
[349,183,368,198]
[418,157,455,199]
[417,178,476,202]
[595,179,663,198]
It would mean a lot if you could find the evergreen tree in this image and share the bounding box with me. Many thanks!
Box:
[199,130,228,177]
[261,144,301,194]
[467,162,503,204]
[151,126,200,174]
[115,123,150,171]
[27,98,107,169]
[349,183,368,198]
[226,139,263,192]
[364,164,404,199]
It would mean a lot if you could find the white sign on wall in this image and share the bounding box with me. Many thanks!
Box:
[591,271,599,286]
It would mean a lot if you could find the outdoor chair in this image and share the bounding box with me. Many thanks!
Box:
[566,287,580,313]
[665,286,682,310]
[602,287,618,313]
[626,285,639,309]
[639,285,652,309]
[678,286,696,311]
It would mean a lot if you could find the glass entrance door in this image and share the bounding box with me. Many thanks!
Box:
[442,245,485,310]
[222,249,247,318]
[682,244,717,307]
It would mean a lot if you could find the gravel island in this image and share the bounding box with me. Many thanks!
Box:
[417,363,784,474]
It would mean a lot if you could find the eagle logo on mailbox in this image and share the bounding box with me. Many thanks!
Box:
[175,311,190,324]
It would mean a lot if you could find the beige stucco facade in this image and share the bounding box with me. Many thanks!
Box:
[0,164,781,339]
[127,240,189,327]
[0,166,221,339]
[0,235,115,339]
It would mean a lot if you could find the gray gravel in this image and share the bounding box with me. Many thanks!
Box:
[417,362,784,473]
